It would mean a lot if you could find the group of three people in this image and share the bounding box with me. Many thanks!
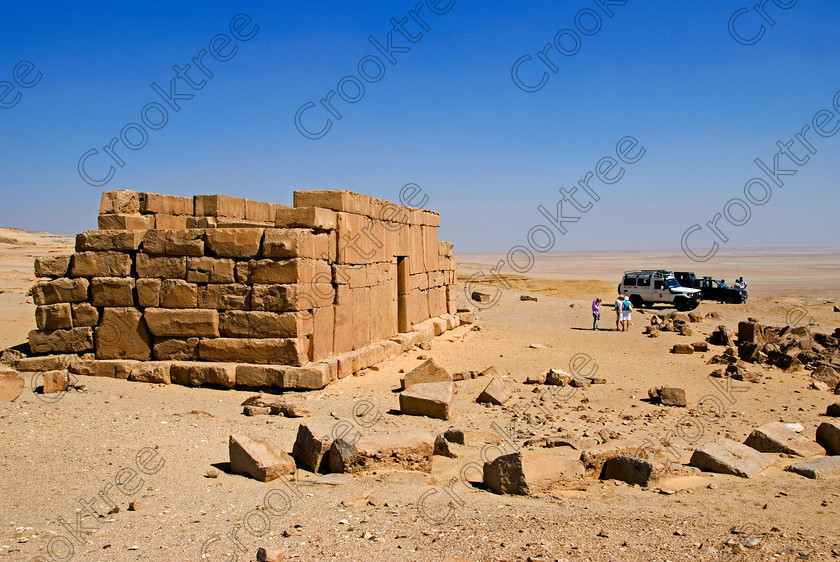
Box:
[591,296,632,331]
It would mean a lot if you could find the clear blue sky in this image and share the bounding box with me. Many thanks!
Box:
[2,0,838,256]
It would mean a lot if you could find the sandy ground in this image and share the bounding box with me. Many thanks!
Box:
[1,231,839,561]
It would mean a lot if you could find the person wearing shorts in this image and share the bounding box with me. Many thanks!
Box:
[621,297,633,331]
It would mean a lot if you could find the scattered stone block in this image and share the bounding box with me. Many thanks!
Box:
[811,365,840,387]
[0,369,25,401]
[525,373,546,384]
[229,434,295,482]
[786,456,840,479]
[401,358,452,390]
[671,344,694,354]
[648,387,687,407]
[816,421,840,455]
[400,381,454,420]
[744,422,826,457]
[546,369,572,386]
[689,438,773,477]
[243,405,270,416]
[483,450,584,495]
[471,292,490,303]
[476,377,512,405]
[812,380,831,392]
[292,419,343,473]
[328,430,435,474]
[580,440,640,473]
[601,456,656,486]
[520,295,538,302]
[42,371,68,393]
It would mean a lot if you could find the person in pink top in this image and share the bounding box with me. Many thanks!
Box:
[592,298,601,330]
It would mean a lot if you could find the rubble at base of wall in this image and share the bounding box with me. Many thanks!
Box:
[14,313,470,392]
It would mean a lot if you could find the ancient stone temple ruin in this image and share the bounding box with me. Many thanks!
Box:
[26,190,462,390]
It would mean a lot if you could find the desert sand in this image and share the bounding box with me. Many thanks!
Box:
[1,230,839,561]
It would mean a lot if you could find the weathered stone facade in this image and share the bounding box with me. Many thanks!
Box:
[26,190,463,390]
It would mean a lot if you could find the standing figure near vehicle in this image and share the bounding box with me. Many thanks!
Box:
[615,295,623,331]
[621,296,633,332]
[592,298,601,330]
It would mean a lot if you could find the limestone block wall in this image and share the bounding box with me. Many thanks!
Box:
[26,189,459,390]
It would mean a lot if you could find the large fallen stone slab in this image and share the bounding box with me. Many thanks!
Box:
[241,394,309,418]
[816,421,840,455]
[601,456,657,486]
[328,430,435,474]
[292,418,344,473]
[229,434,295,482]
[744,422,826,457]
[689,438,773,477]
[483,450,584,495]
[786,456,840,479]
[0,368,24,402]
[399,381,454,420]
[400,358,452,390]
[476,377,512,405]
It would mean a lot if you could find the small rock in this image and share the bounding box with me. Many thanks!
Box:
[811,380,831,392]
[520,295,538,302]
[546,369,572,386]
[525,373,546,385]
[671,344,695,355]
[205,469,219,478]
[42,370,68,394]
[648,387,687,407]
[826,402,840,417]
[243,405,271,416]
[256,547,283,562]
[816,421,840,454]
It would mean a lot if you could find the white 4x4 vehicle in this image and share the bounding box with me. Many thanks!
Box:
[618,270,702,311]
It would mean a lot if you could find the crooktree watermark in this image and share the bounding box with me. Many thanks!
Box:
[511,0,629,93]
[0,60,42,109]
[680,88,840,262]
[294,0,455,140]
[77,14,259,188]
[465,136,645,310]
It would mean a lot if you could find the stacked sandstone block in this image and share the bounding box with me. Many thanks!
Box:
[26,189,460,390]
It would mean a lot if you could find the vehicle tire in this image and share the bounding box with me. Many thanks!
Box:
[629,295,644,308]
[644,300,655,308]
[674,298,690,311]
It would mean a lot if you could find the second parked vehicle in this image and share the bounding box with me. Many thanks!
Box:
[618,270,702,311]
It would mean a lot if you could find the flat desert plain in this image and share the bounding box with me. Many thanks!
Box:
[1,229,839,561]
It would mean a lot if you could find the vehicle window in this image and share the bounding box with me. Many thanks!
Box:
[666,278,679,289]
[638,276,651,286]
[624,276,636,286]
[654,280,664,290]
